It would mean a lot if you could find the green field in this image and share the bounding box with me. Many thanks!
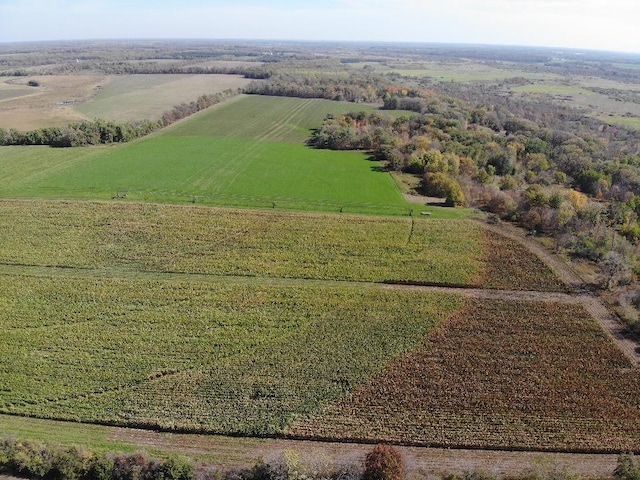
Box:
[0,96,425,215]
[0,273,459,434]
[0,200,483,285]
[598,115,640,129]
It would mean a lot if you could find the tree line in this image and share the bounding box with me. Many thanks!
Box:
[244,71,387,103]
[0,89,238,147]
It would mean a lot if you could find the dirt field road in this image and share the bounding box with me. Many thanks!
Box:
[110,427,620,479]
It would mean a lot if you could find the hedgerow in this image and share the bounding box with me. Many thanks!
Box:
[0,438,193,480]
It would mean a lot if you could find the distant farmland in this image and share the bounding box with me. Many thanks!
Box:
[0,74,251,130]
[74,74,252,122]
[0,96,420,215]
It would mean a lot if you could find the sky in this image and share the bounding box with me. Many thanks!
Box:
[0,0,639,54]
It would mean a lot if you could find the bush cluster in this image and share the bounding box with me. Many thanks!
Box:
[2,437,639,480]
[0,438,193,480]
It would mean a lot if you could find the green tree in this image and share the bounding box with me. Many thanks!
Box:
[422,172,466,206]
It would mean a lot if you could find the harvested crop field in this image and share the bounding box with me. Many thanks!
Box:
[287,298,640,452]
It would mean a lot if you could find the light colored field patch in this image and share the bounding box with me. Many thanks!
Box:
[388,62,560,82]
[0,78,36,101]
[0,73,252,130]
[75,74,252,122]
[185,60,264,68]
[0,75,106,130]
[513,80,640,121]
[512,83,591,95]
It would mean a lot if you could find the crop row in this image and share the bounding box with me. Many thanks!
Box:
[0,199,565,290]
[286,299,640,452]
[0,271,460,433]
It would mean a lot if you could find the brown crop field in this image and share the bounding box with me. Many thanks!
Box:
[480,228,569,292]
[287,298,640,452]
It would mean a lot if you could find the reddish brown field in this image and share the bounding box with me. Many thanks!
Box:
[286,298,640,452]
[480,229,569,292]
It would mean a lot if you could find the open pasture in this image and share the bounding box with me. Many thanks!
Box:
[0,79,35,101]
[0,96,421,215]
[512,80,640,127]
[288,298,640,452]
[358,61,561,82]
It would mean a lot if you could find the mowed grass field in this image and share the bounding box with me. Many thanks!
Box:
[0,95,424,215]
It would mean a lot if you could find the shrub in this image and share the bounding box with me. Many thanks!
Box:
[88,455,116,480]
[12,441,54,479]
[50,446,92,480]
[441,472,497,480]
[112,452,160,480]
[422,172,466,206]
[363,444,404,480]
[157,456,195,480]
[614,454,640,480]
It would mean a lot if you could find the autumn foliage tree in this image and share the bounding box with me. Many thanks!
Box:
[363,444,404,480]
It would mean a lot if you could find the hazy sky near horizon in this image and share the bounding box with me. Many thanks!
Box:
[0,0,638,54]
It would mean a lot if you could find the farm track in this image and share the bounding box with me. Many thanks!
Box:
[475,220,640,366]
[109,427,620,479]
